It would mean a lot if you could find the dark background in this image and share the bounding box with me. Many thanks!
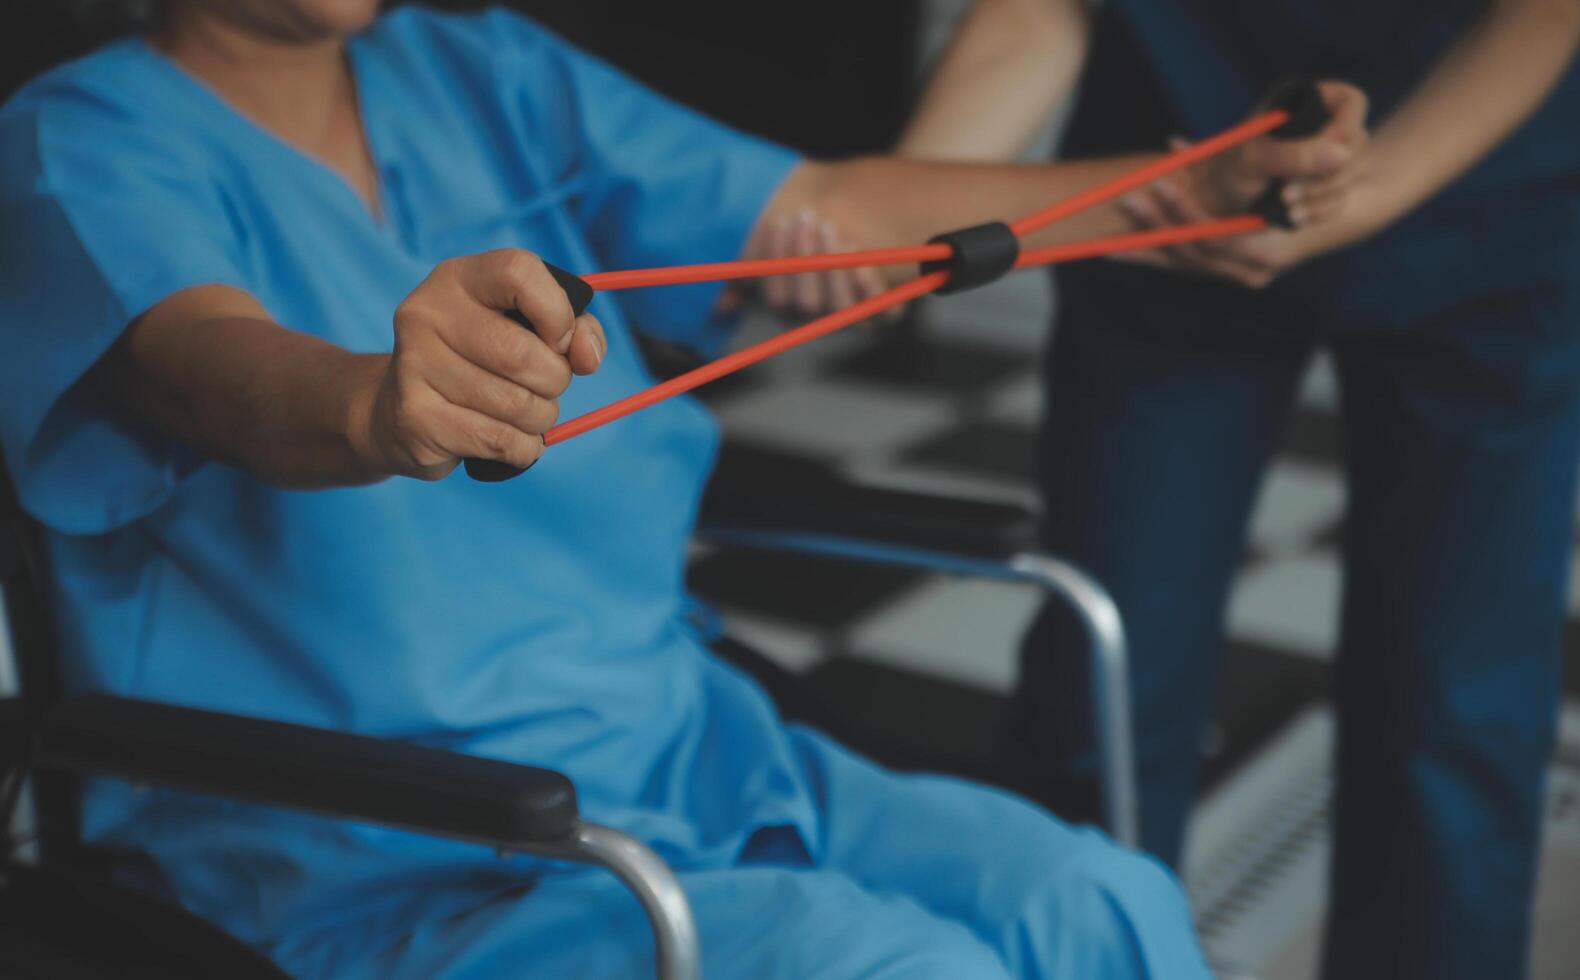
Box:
[2,0,921,157]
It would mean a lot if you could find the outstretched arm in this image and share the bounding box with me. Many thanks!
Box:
[102,252,606,488]
[752,84,1366,290]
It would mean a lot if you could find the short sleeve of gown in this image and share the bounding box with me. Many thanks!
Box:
[487,12,803,355]
[0,92,250,533]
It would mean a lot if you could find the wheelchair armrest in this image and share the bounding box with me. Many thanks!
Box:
[33,695,578,846]
[700,445,1037,560]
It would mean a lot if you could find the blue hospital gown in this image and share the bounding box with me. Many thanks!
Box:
[0,8,1208,978]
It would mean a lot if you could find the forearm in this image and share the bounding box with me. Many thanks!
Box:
[1363,0,1580,229]
[105,293,386,489]
[792,154,1152,262]
[899,0,1087,161]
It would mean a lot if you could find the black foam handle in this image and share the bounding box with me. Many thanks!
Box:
[1251,76,1333,230]
[1266,76,1330,139]
[462,262,594,483]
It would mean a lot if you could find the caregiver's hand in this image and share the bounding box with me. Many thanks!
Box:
[1114,81,1373,288]
[1195,82,1370,219]
[350,250,606,480]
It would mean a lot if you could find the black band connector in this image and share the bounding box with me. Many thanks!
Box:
[921,221,1020,295]
[463,261,594,483]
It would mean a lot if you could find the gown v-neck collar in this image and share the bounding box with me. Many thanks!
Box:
[126,34,394,233]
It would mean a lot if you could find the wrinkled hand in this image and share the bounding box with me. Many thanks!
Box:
[730,208,901,323]
[1116,81,1375,288]
[350,249,606,479]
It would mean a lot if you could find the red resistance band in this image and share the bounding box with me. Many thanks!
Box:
[462,78,1330,480]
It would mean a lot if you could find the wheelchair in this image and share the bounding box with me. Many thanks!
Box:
[0,444,1136,980]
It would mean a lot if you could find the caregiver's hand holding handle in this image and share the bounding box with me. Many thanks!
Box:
[1115,79,1370,288]
[1121,0,1580,286]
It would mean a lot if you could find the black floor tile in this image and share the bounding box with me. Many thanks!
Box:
[690,368,756,405]
[634,331,756,404]
[687,549,927,631]
[797,639,1327,811]
[1307,517,1346,554]
[1281,407,1345,468]
[896,420,1038,481]
[1203,641,1330,790]
[1560,618,1580,699]
[800,656,1007,779]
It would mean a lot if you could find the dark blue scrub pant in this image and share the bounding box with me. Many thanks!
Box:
[1014,258,1580,979]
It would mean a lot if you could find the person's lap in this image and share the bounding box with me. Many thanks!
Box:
[789,729,1207,979]
[279,726,1206,980]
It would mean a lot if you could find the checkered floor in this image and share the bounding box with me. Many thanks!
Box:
[685,270,1580,977]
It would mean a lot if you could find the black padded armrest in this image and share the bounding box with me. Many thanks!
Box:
[699,445,1037,560]
[34,695,578,845]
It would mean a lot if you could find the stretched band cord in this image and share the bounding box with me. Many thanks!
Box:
[540,105,1299,447]
[544,215,1268,446]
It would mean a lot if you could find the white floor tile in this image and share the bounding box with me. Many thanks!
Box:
[1227,553,1342,660]
[846,577,1042,694]
[985,374,1046,427]
[1567,549,1580,616]
[1248,461,1346,556]
[920,272,1052,355]
[841,460,1039,510]
[714,381,960,462]
[721,307,880,386]
[713,611,830,674]
[1298,353,1339,412]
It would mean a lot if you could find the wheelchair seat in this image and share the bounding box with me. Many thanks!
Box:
[2,434,1134,980]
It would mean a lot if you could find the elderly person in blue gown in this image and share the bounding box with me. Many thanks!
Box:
[0,1,1365,975]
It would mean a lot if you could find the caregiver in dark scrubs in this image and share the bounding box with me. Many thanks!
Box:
[900,1,1580,977]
